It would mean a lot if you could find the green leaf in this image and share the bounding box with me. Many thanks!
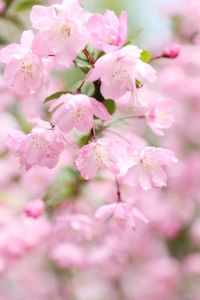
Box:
[81,82,95,96]
[44,167,82,210]
[0,36,8,45]
[44,91,69,103]
[140,49,151,63]
[75,56,91,73]
[103,99,116,115]
[54,67,85,90]
[15,0,42,12]
[78,133,91,147]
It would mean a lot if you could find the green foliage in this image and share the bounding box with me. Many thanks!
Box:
[0,36,8,45]
[103,99,116,115]
[81,82,95,97]
[54,67,85,91]
[167,226,200,259]
[44,91,69,104]
[75,55,91,73]
[44,167,83,210]
[78,132,91,147]
[15,0,42,12]
[140,49,151,63]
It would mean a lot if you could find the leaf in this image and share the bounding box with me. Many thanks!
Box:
[81,82,95,96]
[54,67,85,90]
[44,167,82,210]
[75,56,91,73]
[140,49,151,63]
[44,91,69,103]
[0,36,8,45]
[15,0,42,12]
[103,99,116,115]
[78,133,91,147]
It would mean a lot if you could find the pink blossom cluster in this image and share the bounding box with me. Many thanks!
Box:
[1,0,200,299]
[0,0,177,224]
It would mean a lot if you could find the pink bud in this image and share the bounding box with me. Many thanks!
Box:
[164,43,181,59]
[24,199,45,218]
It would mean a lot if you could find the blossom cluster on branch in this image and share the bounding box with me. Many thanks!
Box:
[3,0,200,299]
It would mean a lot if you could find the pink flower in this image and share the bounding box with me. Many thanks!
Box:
[24,199,45,218]
[87,45,157,101]
[144,97,174,136]
[95,202,148,229]
[88,10,127,53]
[7,117,64,170]
[123,147,177,190]
[50,93,111,133]
[164,43,181,59]
[31,0,89,67]
[75,138,120,179]
[0,31,44,95]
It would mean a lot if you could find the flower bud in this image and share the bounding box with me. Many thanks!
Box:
[164,43,181,59]
[24,199,44,218]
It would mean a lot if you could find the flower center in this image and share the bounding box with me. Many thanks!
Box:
[60,24,71,38]
[73,107,86,122]
[31,135,49,151]
[141,156,152,170]
[20,62,34,79]
[112,62,130,85]
[94,144,108,168]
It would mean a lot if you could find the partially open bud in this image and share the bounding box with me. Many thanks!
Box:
[163,43,181,59]
[24,199,45,218]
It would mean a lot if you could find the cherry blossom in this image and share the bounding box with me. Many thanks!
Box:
[95,202,148,230]
[87,45,157,102]
[143,96,174,136]
[50,93,111,133]
[75,138,120,179]
[31,0,89,67]
[88,10,128,53]
[0,30,44,95]
[123,147,177,190]
[7,117,64,170]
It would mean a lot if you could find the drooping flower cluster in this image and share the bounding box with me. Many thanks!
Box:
[0,0,178,231]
